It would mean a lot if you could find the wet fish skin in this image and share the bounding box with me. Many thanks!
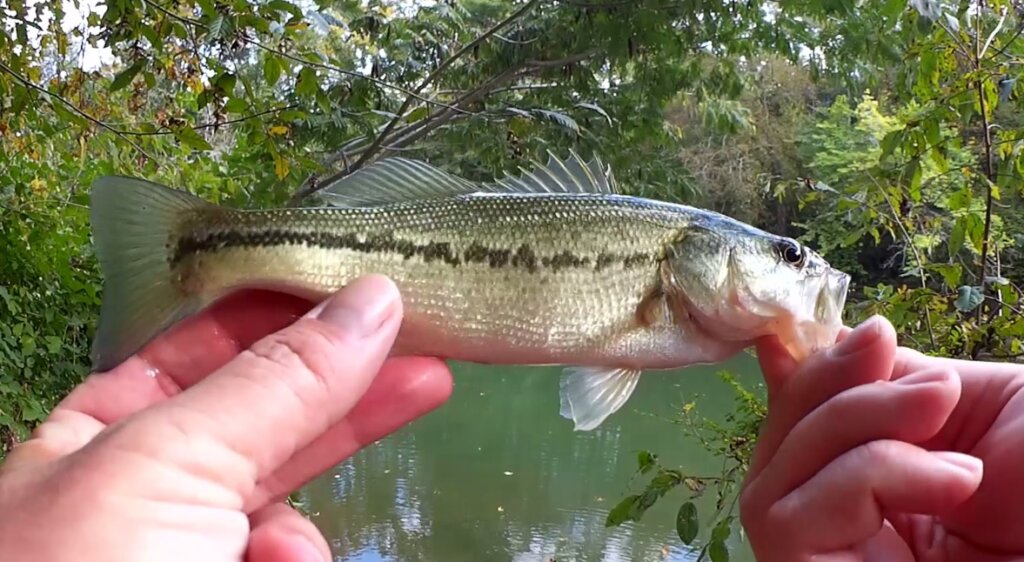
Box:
[88,153,849,430]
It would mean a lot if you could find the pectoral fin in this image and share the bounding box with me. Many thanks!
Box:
[559,366,643,431]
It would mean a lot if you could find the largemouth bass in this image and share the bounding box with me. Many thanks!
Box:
[89,152,849,430]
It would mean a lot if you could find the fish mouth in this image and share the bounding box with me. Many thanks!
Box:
[791,267,850,358]
[819,268,850,324]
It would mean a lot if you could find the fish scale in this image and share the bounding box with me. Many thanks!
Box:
[88,152,849,431]
[181,195,683,359]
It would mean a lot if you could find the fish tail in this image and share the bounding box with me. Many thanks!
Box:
[89,175,216,372]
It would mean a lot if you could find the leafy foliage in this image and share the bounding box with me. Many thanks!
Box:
[605,371,763,561]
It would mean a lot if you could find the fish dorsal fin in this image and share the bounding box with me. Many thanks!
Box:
[317,157,480,207]
[316,151,616,207]
[489,150,618,194]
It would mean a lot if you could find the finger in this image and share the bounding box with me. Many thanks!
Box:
[770,441,982,554]
[746,523,916,562]
[892,345,1024,381]
[892,346,1024,455]
[1,409,107,473]
[752,368,960,507]
[747,316,897,479]
[247,503,329,562]
[247,356,453,510]
[106,274,403,497]
[58,290,314,424]
[755,326,856,400]
[754,335,797,399]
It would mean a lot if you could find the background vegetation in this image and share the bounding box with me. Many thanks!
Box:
[4,0,1024,558]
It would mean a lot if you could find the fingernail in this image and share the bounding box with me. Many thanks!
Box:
[831,316,882,357]
[288,532,328,562]
[934,451,984,479]
[896,369,953,387]
[314,275,399,338]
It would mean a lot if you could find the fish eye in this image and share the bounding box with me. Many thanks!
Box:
[778,239,806,267]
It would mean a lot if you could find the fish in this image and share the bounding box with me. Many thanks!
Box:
[88,152,850,430]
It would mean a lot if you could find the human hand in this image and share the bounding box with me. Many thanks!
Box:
[739,315,1024,561]
[0,275,453,562]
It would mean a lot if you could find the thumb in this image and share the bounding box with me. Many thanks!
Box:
[756,326,855,400]
[107,275,402,506]
[247,503,329,562]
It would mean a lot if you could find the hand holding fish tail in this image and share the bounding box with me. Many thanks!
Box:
[0,275,453,562]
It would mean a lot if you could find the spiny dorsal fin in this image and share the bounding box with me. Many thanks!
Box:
[489,150,618,194]
[316,151,616,207]
[317,157,480,207]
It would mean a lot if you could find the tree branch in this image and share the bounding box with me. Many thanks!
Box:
[342,0,543,183]
[975,74,997,323]
[110,104,301,136]
[288,48,599,203]
[243,39,472,115]
[146,1,469,115]
[0,61,156,163]
[988,20,1024,60]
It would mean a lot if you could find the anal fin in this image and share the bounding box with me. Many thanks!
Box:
[559,366,643,431]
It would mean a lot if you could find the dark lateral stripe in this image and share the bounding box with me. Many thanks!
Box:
[171,229,654,272]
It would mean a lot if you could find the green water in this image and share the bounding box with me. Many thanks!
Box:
[302,354,764,562]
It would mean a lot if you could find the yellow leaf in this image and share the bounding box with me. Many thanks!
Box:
[274,154,289,179]
[29,177,47,195]
[269,124,289,136]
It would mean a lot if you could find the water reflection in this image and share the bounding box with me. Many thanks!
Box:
[304,355,763,562]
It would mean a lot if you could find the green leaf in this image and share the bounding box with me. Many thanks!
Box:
[605,494,639,527]
[929,263,962,288]
[267,0,302,17]
[295,67,319,98]
[21,400,45,422]
[675,502,698,545]
[139,24,164,50]
[195,0,216,15]
[648,471,681,492]
[711,517,733,543]
[637,450,656,474]
[907,158,922,201]
[965,213,985,253]
[406,106,430,123]
[223,98,248,113]
[949,218,965,256]
[279,109,308,121]
[208,14,230,39]
[174,126,213,151]
[709,539,730,562]
[954,285,983,312]
[264,55,283,87]
[879,130,903,159]
[215,72,237,93]
[109,60,145,92]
